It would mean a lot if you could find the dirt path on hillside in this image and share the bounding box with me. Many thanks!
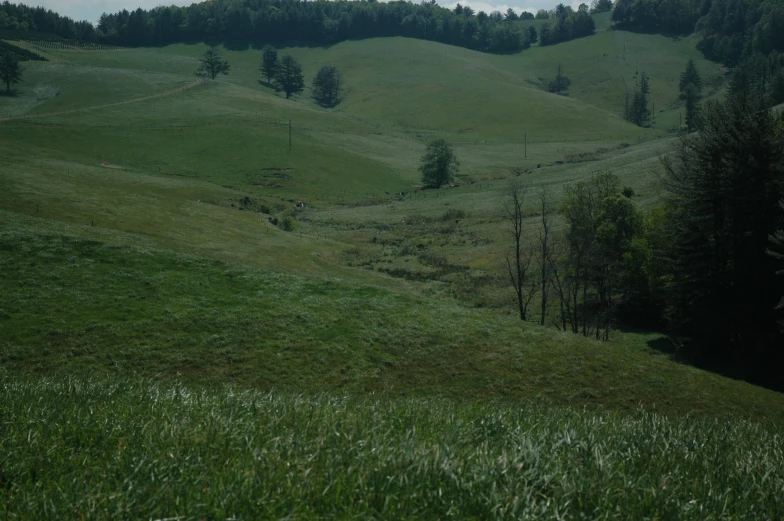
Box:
[0,79,207,123]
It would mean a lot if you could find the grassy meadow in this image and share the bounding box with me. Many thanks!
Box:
[1,15,783,517]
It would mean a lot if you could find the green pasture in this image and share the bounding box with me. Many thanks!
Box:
[0,24,778,416]
[2,19,783,519]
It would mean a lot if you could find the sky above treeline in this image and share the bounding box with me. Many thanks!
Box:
[31,0,583,24]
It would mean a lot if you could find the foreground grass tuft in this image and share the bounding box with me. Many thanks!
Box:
[1,375,782,520]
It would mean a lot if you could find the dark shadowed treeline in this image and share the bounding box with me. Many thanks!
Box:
[0,0,595,55]
[611,0,784,66]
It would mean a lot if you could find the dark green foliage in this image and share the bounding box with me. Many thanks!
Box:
[0,40,46,61]
[612,0,701,34]
[556,171,645,338]
[547,64,571,95]
[259,45,278,85]
[528,25,538,43]
[610,0,782,66]
[697,0,784,65]
[0,0,595,56]
[0,50,22,93]
[590,0,614,14]
[679,59,702,94]
[280,215,297,231]
[538,5,595,46]
[311,65,341,107]
[730,52,784,106]
[661,90,784,368]
[196,46,229,80]
[624,71,651,126]
[274,54,304,99]
[0,2,95,40]
[535,9,550,19]
[419,139,459,189]
[679,59,703,132]
[771,199,784,331]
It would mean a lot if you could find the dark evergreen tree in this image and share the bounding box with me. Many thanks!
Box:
[662,90,784,359]
[419,139,459,188]
[625,71,651,126]
[260,45,278,85]
[679,59,703,132]
[528,25,538,44]
[196,46,229,80]
[311,65,341,107]
[548,64,571,95]
[679,58,702,94]
[274,54,304,99]
[0,51,22,93]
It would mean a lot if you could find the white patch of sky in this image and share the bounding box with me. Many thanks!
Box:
[32,0,585,25]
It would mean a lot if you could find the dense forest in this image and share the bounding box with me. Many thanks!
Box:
[0,0,595,54]
[612,0,784,65]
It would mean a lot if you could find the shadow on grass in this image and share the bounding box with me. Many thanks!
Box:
[257,80,282,94]
[631,326,784,393]
[0,89,21,97]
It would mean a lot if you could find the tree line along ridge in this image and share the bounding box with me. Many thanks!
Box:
[0,0,594,55]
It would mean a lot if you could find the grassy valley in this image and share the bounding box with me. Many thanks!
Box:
[1,11,783,518]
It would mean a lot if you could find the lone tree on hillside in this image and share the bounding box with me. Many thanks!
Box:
[419,138,459,188]
[0,51,22,94]
[679,59,702,132]
[274,54,305,99]
[260,45,278,85]
[624,70,650,126]
[196,46,230,80]
[311,65,341,107]
[547,64,571,95]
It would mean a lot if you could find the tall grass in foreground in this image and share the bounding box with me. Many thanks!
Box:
[1,376,782,520]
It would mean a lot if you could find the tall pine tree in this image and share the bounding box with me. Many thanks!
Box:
[662,90,784,361]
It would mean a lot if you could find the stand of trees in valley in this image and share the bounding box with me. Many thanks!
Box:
[506,85,784,390]
[0,0,595,55]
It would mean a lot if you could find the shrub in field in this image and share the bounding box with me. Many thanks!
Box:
[280,215,296,231]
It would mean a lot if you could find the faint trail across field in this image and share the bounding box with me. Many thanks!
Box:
[0,79,206,123]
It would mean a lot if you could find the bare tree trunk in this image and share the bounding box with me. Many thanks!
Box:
[504,178,535,321]
[538,187,552,325]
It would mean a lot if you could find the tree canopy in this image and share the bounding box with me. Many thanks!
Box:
[0,0,594,56]
[419,139,459,189]
[661,90,784,365]
[274,54,304,100]
[196,46,229,80]
[259,46,278,85]
[311,66,341,108]
[0,51,22,93]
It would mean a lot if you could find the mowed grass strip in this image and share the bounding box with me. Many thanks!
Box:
[1,223,783,421]
[1,376,782,520]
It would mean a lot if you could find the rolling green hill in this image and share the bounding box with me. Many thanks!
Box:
[1,20,783,518]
